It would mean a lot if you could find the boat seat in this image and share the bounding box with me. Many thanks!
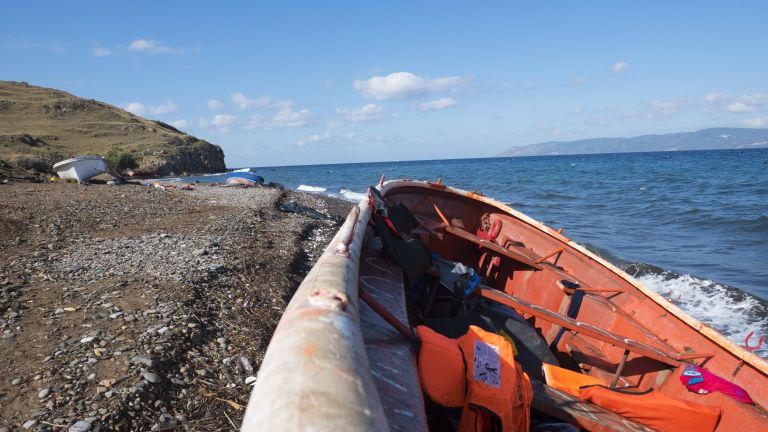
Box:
[444,225,543,270]
[562,333,637,388]
[414,214,446,238]
[477,287,685,367]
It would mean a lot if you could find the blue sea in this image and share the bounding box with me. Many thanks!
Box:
[189,148,768,355]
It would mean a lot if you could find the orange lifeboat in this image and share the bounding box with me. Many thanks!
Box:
[242,179,768,432]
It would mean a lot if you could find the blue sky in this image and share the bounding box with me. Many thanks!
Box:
[2,1,767,167]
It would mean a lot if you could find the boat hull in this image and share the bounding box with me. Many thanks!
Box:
[226,172,264,186]
[53,156,107,182]
[242,180,768,432]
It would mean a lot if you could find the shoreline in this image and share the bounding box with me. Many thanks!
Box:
[0,181,352,431]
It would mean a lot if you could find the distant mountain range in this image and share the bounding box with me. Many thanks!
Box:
[497,128,768,157]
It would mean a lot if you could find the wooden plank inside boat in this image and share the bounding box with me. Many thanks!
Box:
[359,231,428,432]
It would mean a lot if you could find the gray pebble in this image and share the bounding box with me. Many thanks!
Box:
[142,371,162,383]
[132,355,154,367]
[69,420,92,432]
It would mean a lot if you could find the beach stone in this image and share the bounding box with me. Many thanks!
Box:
[132,355,154,367]
[38,388,50,398]
[244,376,256,385]
[142,372,162,383]
[69,420,92,432]
[22,420,37,430]
[239,356,253,375]
[11,378,21,385]
[192,248,207,257]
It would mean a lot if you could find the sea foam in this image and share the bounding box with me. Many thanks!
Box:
[297,184,327,192]
[339,188,368,202]
[633,267,768,357]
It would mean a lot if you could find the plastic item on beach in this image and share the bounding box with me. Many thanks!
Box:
[679,364,754,404]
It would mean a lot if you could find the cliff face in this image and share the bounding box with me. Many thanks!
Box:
[0,81,226,175]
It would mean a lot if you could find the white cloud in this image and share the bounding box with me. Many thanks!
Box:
[701,92,768,113]
[649,99,688,114]
[739,93,768,105]
[324,80,335,88]
[271,107,311,127]
[353,72,467,100]
[92,47,111,57]
[521,81,534,91]
[344,132,356,140]
[212,114,238,126]
[241,104,311,129]
[419,97,457,111]
[568,77,587,87]
[207,99,224,110]
[169,119,189,129]
[701,92,728,104]
[724,102,756,113]
[611,62,630,73]
[741,117,768,128]
[148,100,178,115]
[124,102,145,115]
[297,131,331,146]
[242,114,265,130]
[337,104,392,122]
[231,93,271,110]
[128,39,184,54]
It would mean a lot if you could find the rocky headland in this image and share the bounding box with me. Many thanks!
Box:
[0,81,225,177]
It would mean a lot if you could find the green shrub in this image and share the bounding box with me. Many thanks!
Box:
[105,149,139,173]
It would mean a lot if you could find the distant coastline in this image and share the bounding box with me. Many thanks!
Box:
[498,127,768,157]
[225,145,768,171]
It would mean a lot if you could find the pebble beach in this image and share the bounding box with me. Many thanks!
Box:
[0,181,352,431]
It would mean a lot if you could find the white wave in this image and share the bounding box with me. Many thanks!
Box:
[231,168,253,173]
[637,272,768,356]
[339,188,368,202]
[297,184,327,193]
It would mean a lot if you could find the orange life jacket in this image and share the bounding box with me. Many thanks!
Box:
[580,385,722,432]
[416,325,532,432]
[415,325,465,407]
[541,363,606,397]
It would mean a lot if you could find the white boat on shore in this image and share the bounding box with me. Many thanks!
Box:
[52,156,107,183]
